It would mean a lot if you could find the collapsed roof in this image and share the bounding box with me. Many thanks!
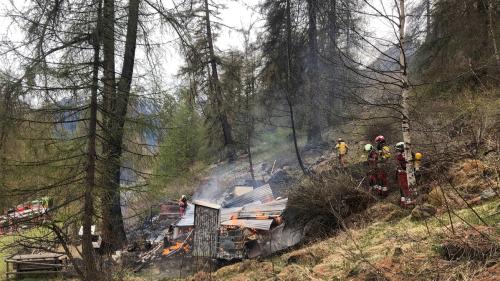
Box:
[174,184,287,231]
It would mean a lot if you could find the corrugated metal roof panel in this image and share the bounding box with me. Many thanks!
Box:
[241,198,288,212]
[219,207,243,222]
[238,198,287,218]
[220,219,273,230]
[222,184,274,208]
[192,200,221,209]
[175,204,194,227]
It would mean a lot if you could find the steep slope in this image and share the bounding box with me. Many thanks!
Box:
[189,199,499,281]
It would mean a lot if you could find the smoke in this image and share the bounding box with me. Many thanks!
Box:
[192,177,226,204]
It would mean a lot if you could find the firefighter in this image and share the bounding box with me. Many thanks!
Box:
[335,138,349,167]
[375,135,391,160]
[395,142,406,168]
[414,152,422,170]
[179,195,188,216]
[365,144,389,195]
[395,142,413,206]
[414,152,423,184]
[374,135,385,152]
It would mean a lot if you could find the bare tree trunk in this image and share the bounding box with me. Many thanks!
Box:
[425,0,431,40]
[245,93,255,182]
[101,0,122,253]
[286,0,307,175]
[0,82,13,210]
[82,11,102,279]
[242,26,255,182]
[487,0,499,65]
[203,0,234,159]
[246,61,255,182]
[101,0,140,252]
[345,1,352,57]
[329,0,338,47]
[398,0,417,190]
[102,0,116,133]
[306,0,322,146]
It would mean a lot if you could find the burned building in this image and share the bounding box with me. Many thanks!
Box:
[171,184,302,260]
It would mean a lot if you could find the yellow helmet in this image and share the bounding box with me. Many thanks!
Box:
[415,152,423,160]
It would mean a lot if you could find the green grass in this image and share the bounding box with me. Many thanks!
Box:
[0,226,57,279]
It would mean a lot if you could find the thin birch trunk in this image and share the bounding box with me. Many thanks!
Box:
[398,0,417,190]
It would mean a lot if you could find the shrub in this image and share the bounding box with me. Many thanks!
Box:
[285,171,374,238]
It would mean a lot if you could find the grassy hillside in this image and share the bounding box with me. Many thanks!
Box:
[187,199,499,281]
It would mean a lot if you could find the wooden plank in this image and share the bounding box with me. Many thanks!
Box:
[193,204,220,258]
[6,260,65,267]
[6,270,69,276]
[9,253,65,260]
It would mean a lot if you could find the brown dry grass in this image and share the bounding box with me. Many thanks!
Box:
[440,226,499,261]
[448,159,494,194]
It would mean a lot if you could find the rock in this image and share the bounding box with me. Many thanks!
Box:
[411,203,437,220]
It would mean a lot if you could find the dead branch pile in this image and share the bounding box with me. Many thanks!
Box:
[440,227,500,261]
[285,171,374,238]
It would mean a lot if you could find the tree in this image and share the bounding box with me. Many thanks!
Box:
[203,0,235,157]
[169,0,236,160]
[154,100,204,181]
[305,0,323,145]
[0,0,162,275]
[100,0,140,252]
[285,0,308,174]
[241,24,259,182]
[0,0,104,278]
[398,0,417,190]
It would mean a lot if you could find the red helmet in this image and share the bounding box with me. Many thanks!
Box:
[374,135,385,143]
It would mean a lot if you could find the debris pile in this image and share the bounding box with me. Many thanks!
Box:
[440,226,499,261]
[172,183,301,260]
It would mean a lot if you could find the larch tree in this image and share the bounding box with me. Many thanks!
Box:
[0,0,106,279]
[203,0,235,159]
[100,0,141,252]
